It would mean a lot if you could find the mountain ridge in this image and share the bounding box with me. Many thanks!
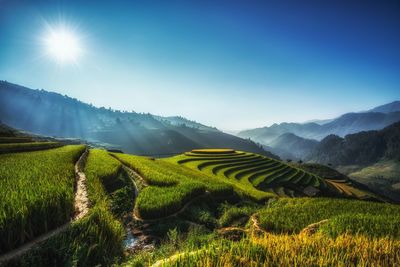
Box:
[0,80,277,158]
[238,103,400,144]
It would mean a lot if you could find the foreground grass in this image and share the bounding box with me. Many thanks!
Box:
[161,233,400,266]
[257,198,400,238]
[7,149,126,266]
[0,145,85,253]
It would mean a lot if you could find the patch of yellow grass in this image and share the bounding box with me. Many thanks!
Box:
[191,148,235,154]
[161,232,400,266]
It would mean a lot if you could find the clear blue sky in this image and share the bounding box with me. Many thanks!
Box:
[1,0,399,131]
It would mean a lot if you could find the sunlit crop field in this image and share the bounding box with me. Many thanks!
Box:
[0,141,62,154]
[257,197,400,238]
[167,149,339,201]
[112,153,233,219]
[0,145,85,253]
[162,233,400,266]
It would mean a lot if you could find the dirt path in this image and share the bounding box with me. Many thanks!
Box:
[300,219,329,235]
[249,215,266,234]
[74,149,90,219]
[122,165,148,188]
[0,148,90,264]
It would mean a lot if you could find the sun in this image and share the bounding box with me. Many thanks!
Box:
[44,27,82,63]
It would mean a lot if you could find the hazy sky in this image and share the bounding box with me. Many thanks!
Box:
[1,0,399,131]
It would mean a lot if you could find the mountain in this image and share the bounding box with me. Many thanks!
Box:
[238,105,400,144]
[307,122,400,166]
[266,133,318,160]
[0,81,277,157]
[238,122,322,144]
[152,115,219,132]
[369,101,400,113]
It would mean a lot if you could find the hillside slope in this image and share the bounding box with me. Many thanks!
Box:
[369,100,400,113]
[0,81,275,157]
[267,133,318,160]
[307,122,400,166]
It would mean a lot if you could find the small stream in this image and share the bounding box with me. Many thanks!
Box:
[124,228,139,249]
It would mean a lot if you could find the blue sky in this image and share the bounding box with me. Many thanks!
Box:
[1,0,399,131]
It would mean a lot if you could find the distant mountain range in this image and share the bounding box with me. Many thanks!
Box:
[265,133,318,161]
[369,101,400,113]
[238,101,400,160]
[238,102,400,143]
[0,81,276,157]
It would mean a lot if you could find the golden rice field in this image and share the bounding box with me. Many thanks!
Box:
[159,233,400,266]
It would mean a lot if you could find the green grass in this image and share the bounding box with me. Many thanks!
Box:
[257,198,400,237]
[320,213,400,239]
[136,183,206,219]
[85,149,138,217]
[218,202,259,227]
[7,201,125,267]
[0,145,85,253]
[111,153,234,219]
[84,149,122,206]
[7,148,127,266]
[0,142,62,154]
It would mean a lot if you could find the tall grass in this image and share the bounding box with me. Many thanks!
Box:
[7,203,125,267]
[0,145,85,253]
[6,149,126,266]
[136,183,205,219]
[112,153,234,219]
[164,233,400,266]
[257,198,400,236]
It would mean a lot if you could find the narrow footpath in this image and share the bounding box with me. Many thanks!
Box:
[0,149,90,264]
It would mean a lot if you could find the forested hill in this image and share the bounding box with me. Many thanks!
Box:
[307,122,400,166]
[0,81,276,157]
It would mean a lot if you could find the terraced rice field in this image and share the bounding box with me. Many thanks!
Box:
[112,153,233,219]
[0,145,85,253]
[0,141,62,154]
[168,149,330,198]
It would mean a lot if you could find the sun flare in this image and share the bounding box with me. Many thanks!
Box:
[44,27,82,63]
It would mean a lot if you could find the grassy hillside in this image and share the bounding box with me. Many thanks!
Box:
[349,160,400,202]
[111,152,234,219]
[166,149,378,201]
